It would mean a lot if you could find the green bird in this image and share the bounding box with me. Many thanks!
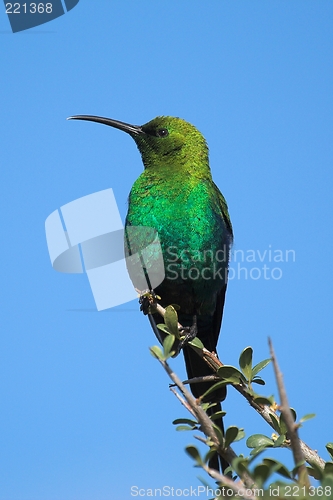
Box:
[69,114,233,470]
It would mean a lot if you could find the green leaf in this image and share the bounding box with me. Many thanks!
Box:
[304,461,323,480]
[173,418,198,426]
[294,459,306,469]
[150,346,163,359]
[246,434,274,449]
[185,445,203,465]
[204,448,217,465]
[269,413,281,433]
[234,428,245,442]
[249,445,268,458]
[200,381,227,400]
[175,425,195,431]
[223,465,234,477]
[279,415,287,435]
[209,410,226,421]
[253,395,274,406]
[200,402,212,412]
[163,334,176,358]
[322,473,333,491]
[279,409,297,435]
[156,323,171,334]
[217,365,246,384]
[252,377,265,386]
[225,426,240,447]
[253,463,271,486]
[307,466,320,480]
[239,346,253,380]
[324,462,333,475]
[263,458,292,479]
[212,423,224,445]
[273,434,286,447]
[326,443,333,461]
[252,358,271,378]
[188,337,204,350]
[164,305,180,337]
[231,457,250,477]
[290,408,297,421]
[299,413,316,424]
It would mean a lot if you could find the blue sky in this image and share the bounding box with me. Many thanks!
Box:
[1,2,333,499]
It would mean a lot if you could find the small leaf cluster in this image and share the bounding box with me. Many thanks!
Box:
[185,442,333,499]
[173,404,244,449]
[156,305,181,340]
[173,345,333,497]
[200,346,272,404]
[148,303,333,498]
[152,305,204,360]
[247,410,316,460]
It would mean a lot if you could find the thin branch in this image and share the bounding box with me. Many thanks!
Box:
[154,353,255,489]
[269,338,310,488]
[201,464,260,500]
[151,300,326,471]
[170,375,220,387]
[193,439,259,500]
[169,386,197,419]
[229,375,325,470]
[156,356,219,443]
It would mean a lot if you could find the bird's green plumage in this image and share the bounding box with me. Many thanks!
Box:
[69,113,233,472]
[126,116,233,316]
[126,158,231,314]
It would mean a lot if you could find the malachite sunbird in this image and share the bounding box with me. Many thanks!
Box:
[69,114,233,470]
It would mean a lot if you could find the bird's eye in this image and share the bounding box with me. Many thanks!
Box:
[156,128,169,137]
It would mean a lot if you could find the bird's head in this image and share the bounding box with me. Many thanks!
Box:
[68,115,210,173]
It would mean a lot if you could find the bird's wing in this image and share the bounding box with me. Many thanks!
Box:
[213,181,233,240]
[210,182,233,347]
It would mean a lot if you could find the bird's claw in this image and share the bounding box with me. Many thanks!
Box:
[139,289,159,315]
[178,315,198,351]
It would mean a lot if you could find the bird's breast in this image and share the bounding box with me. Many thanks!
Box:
[125,175,231,313]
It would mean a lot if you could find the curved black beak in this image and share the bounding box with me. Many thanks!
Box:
[67,115,143,136]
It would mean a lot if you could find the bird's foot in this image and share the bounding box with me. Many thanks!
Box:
[178,315,198,350]
[138,289,160,315]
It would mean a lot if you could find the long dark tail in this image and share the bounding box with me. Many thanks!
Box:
[181,315,228,473]
[207,403,229,473]
[150,289,229,473]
